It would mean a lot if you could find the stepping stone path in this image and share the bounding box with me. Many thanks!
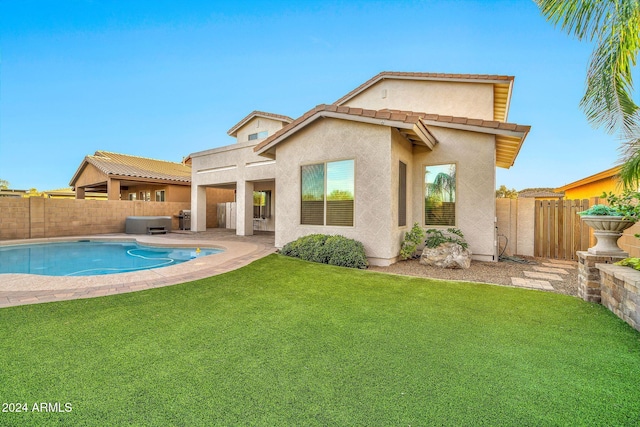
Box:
[511,259,576,291]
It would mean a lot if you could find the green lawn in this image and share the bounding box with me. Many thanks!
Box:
[1,254,639,426]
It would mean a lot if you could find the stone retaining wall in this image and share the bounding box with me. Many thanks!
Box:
[577,251,640,333]
[597,263,640,332]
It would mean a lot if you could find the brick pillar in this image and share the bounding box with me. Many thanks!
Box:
[577,251,627,303]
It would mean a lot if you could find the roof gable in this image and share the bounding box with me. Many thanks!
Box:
[227,110,294,137]
[334,71,514,122]
[70,151,191,186]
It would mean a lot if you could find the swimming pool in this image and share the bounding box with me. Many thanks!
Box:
[0,241,222,276]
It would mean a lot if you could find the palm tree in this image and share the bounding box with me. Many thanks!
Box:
[536,0,640,187]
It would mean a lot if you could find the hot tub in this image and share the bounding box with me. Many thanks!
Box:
[125,216,172,234]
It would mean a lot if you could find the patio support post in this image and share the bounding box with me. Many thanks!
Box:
[236,180,254,236]
[75,187,85,200]
[107,179,121,200]
[191,185,207,232]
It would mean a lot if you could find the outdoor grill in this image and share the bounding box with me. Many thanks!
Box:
[178,209,191,230]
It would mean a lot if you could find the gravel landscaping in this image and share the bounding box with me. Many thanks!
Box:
[369,256,579,296]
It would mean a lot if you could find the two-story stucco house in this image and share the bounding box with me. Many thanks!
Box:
[189,72,530,266]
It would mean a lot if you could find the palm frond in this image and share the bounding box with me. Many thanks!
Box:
[535,0,614,41]
[579,1,640,134]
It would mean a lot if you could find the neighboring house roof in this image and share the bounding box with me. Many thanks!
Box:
[0,189,27,197]
[254,104,530,168]
[70,151,192,187]
[227,110,294,137]
[334,71,514,122]
[43,187,108,199]
[555,166,620,192]
[518,188,565,199]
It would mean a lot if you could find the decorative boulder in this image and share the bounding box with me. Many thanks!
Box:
[419,242,472,269]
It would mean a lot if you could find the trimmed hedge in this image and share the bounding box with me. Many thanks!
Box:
[280,234,368,269]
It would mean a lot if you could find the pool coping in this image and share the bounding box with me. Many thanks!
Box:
[0,234,276,308]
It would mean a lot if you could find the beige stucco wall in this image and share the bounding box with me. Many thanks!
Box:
[274,118,395,265]
[235,116,287,144]
[389,128,415,261]
[412,127,497,261]
[191,141,276,186]
[342,80,495,120]
[274,120,497,263]
[191,141,276,231]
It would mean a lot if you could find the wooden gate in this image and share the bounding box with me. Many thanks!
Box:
[534,199,591,260]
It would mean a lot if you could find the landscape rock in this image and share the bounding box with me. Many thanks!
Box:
[419,242,472,269]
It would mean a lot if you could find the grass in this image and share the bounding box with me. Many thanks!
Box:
[1,254,639,426]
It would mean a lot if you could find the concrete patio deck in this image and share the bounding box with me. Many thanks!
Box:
[0,229,276,308]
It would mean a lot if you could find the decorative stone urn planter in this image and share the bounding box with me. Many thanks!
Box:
[580,215,635,256]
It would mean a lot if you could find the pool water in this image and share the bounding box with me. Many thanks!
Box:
[0,241,222,276]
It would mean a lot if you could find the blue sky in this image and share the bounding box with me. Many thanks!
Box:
[0,0,627,191]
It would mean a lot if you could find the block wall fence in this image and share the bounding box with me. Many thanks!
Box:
[0,198,191,240]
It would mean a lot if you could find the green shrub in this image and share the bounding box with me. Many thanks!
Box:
[615,257,640,270]
[424,228,468,249]
[579,204,623,216]
[280,234,368,269]
[323,235,369,269]
[399,222,426,260]
[280,234,329,263]
[579,191,640,221]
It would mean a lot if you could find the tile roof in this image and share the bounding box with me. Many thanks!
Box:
[70,151,191,186]
[380,109,531,134]
[253,104,430,152]
[518,188,565,199]
[254,104,530,169]
[255,104,529,150]
[227,110,294,137]
[334,71,514,106]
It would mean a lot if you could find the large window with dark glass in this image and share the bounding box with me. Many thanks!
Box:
[424,163,456,226]
[301,160,354,226]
